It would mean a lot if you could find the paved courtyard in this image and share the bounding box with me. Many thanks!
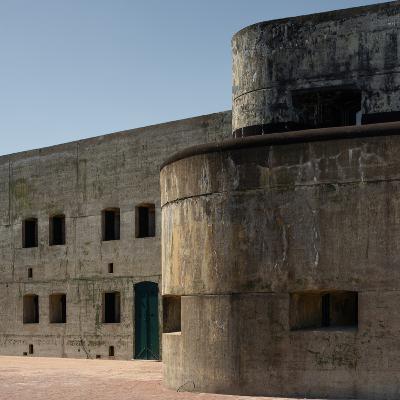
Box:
[0,356,337,400]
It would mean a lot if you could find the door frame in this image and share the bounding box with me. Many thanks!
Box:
[134,281,160,360]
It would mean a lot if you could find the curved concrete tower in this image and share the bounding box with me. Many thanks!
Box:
[162,2,400,399]
[232,1,400,137]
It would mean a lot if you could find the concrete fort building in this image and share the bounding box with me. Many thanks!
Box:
[0,0,400,398]
[0,113,231,360]
[161,1,400,399]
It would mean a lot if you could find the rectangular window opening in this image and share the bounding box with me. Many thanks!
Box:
[49,294,66,323]
[109,346,115,357]
[292,88,362,129]
[163,296,181,333]
[136,204,155,238]
[290,291,358,331]
[28,268,33,279]
[102,209,120,241]
[23,218,38,248]
[23,295,39,324]
[103,292,121,323]
[96,355,101,359]
[49,215,66,246]
[108,263,114,274]
[321,293,330,328]
[29,344,33,355]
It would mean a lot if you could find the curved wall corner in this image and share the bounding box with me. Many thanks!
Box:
[161,122,400,399]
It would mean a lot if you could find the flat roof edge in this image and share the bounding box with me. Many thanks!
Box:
[0,110,232,162]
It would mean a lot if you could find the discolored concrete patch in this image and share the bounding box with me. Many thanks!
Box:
[0,356,337,400]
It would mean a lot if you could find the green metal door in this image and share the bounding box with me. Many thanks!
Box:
[134,281,159,360]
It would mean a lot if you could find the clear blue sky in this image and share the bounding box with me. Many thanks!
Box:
[0,0,389,155]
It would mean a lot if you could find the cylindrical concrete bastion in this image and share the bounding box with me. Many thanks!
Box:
[232,2,400,137]
[161,122,400,399]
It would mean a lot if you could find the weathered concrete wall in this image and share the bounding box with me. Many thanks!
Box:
[0,111,231,359]
[232,1,400,136]
[161,122,400,399]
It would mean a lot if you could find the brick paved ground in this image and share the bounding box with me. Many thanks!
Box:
[0,356,334,400]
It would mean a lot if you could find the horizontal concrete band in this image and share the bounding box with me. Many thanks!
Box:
[232,113,400,138]
[160,121,400,169]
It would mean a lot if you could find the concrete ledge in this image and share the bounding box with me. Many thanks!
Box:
[161,122,400,170]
